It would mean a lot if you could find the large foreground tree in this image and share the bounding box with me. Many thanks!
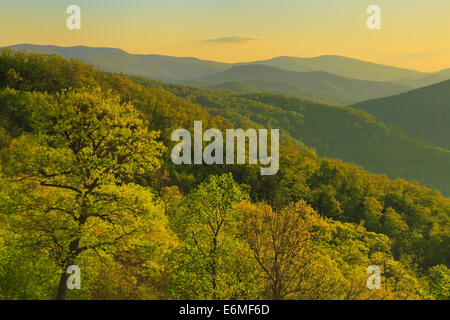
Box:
[3,89,167,299]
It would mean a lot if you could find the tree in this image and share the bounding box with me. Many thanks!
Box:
[428,265,450,300]
[161,186,182,214]
[3,89,167,299]
[359,196,383,231]
[168,174,260,299]
[238,200,329,299]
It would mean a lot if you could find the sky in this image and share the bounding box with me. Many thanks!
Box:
[1,0,450,72]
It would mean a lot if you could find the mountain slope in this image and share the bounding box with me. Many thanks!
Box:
[392,73,450,88]
[243,55,426,82]
[134,54,230,79]
[206,81,263,94]
[204,80,351,105]
[436,68,450,76]
[134,79,450,196]
[202,65,411,103]
[4,44,230,81]
[353,79,450,149]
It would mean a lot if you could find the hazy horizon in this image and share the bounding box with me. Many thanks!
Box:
[2,0,450,73]
[4,42,448,74]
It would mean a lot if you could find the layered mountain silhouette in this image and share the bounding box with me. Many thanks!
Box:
[9,44,450,105]
[201,65,411,103]
[239,55,424,82]
[4,44,230,80]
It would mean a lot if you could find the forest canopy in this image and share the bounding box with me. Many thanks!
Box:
[0,49,448,300]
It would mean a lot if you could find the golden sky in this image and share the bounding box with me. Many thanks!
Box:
[1,0,450,72]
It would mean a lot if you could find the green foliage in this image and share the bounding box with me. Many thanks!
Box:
[0,87,36,137]
[0,50,448,300]
[427,265,450,300]
[1,88,170,299]
[354,80,450,149]
[133,80,450,196]
[0,49,100,93]
[168,174,262,299]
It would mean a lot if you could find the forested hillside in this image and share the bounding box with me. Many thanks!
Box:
[131,77,450,197]
[0,50,448,300]
[353,80,450,150]
[204,80,349,105]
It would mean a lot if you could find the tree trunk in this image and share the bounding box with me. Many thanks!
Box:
[56,269,70,300]
[211,237,217,299]
[56,237,82,300]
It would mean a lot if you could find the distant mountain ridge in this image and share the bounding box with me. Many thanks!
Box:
[4,43,450,106]
[201,64,411,103]
[436,68,450,77]
[4,44,449,86]
[4,44,231,80]
[236,55,450,88]
[240,55,424,82]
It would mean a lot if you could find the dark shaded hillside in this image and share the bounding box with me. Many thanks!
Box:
[353,79,450,150]
[240,94,450,195]
[202,65,411,104]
